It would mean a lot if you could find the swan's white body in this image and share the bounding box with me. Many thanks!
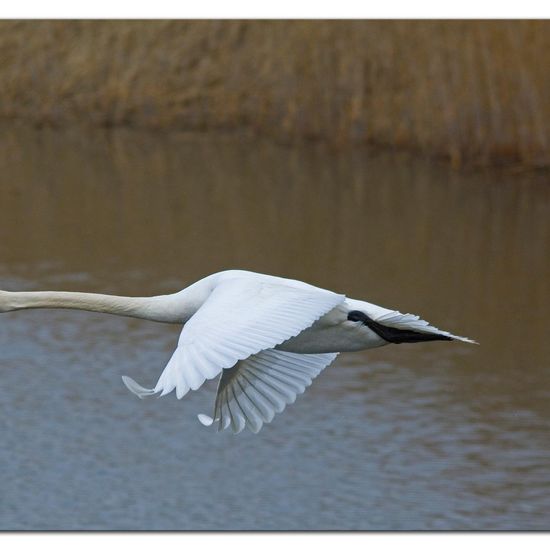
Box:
[0,270,475,434]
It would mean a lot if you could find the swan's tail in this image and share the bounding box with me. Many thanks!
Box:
[369,311,477,344]
[121,376,158,398]
[346,300,477,345]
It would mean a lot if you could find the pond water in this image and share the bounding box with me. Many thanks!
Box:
[0,127,549,530]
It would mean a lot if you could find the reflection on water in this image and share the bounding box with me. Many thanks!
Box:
[0,126,549,530]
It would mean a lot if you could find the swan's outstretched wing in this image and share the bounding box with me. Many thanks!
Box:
[125,277,345,399]
[198,349,339,434]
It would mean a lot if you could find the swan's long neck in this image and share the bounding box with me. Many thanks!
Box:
[0,290,191,323]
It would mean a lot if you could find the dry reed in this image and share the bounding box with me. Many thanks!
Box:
[0,20,549,167]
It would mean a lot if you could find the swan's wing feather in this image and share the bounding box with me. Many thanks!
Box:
[199,349,339,434]
[121,375,157,398]
[153,278,345,398]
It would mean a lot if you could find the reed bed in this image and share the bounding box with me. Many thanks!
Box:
[0,20,549,167]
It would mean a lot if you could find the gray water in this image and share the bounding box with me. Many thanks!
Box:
[0,127,549,530]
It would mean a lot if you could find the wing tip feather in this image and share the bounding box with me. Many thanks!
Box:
[197,413,215,426]
[121,376,157,399]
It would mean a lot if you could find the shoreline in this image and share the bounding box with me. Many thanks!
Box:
[1,20,549,169]
[3,121,548,177]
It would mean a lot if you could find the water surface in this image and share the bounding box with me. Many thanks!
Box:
[0,127,549,530]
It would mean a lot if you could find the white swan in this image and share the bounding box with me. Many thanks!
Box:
[0,270,475,434]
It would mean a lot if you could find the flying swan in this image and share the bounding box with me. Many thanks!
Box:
[0,270,475,434]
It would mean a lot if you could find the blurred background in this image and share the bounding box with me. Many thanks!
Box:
[0,20,549,530]
[1,20,550,167]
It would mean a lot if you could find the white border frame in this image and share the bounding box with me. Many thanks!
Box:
[1,1,550,19]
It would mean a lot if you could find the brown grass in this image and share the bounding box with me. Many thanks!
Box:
[1,20,549,167]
